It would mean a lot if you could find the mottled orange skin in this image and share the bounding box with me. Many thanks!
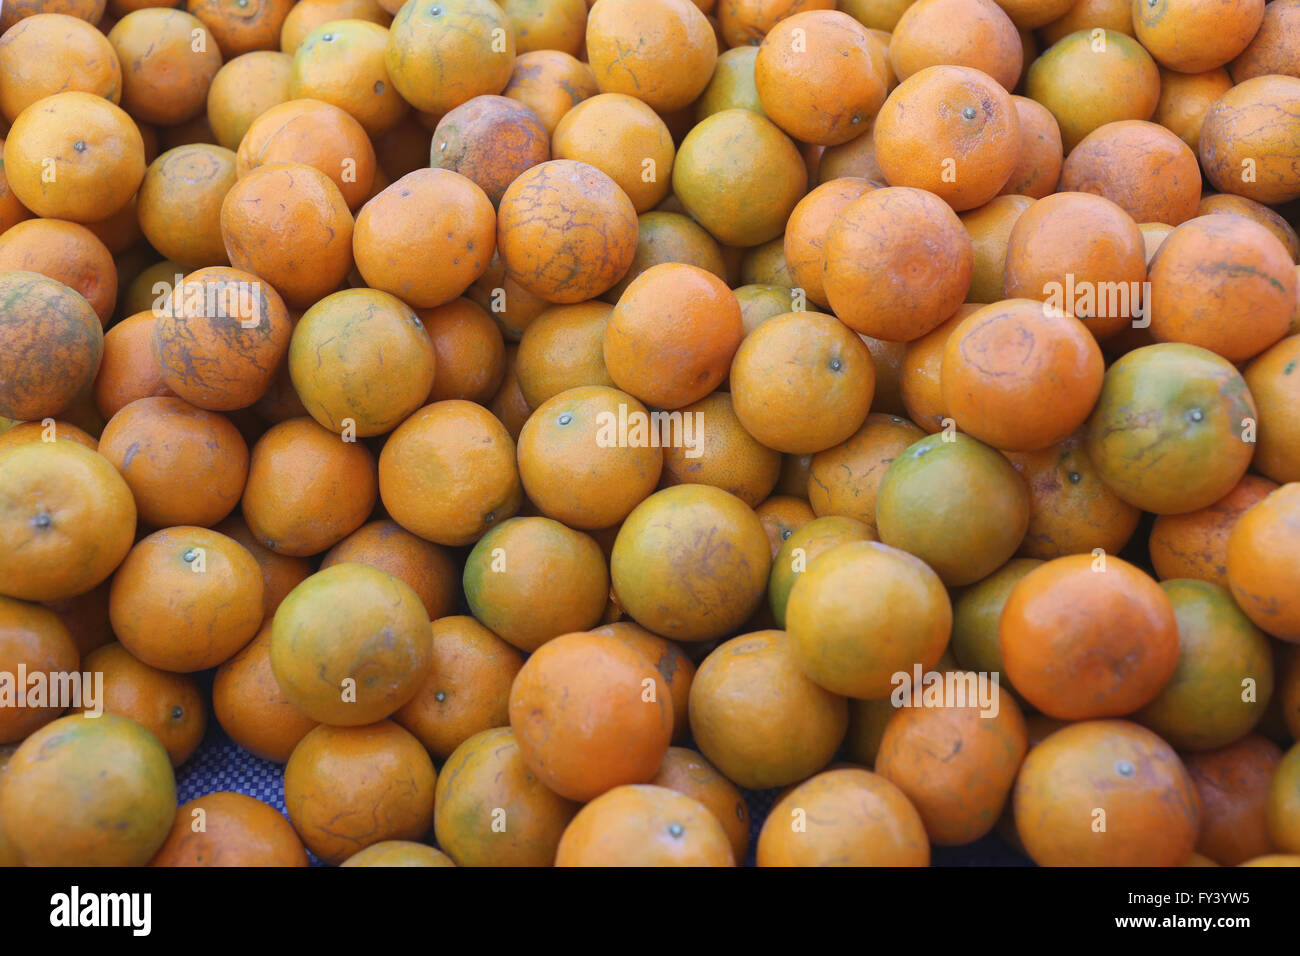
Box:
[0,713,175,866]
[212,622,318,762]
[1060,120,1200,226]
[1014,719,1199,866]
[321,520,458,621]
[98,396,248,528]
[556,784,734,866]
[242,416,377,556]
[889,0,1020,90]
[0,14,122,124]
[515,301,613,406]
[1230,0,1300,81]
[1134,0,1263,73]
[3,92,145,223]
[1199,76,1300,206]
[340,842,455,866]
[961,196,1033,305]
[236,98,374,209]
[672,110,807,248]
[1039,0,1133,43]
[784,179,877,308]
[807,414,923,533]
[516,386,663,530]
[0,271,103,422]
[1154,67,1234,155]
[587,0,716,113]
[384,0,515,115]
[284,721,437,864]
[824,187,973,341]
[187,0,294,58]
[207,51,294,151]
[739,236,794,287]
[1149,475,1277,588]
[83,642,205,765]
[553,94,673,213]
[757,767,930,865]
[138,144,237,269]
[108,9,223,127]
[94,314,173,419]
[1005,428,1141,559]
[0,0,104,33]
[661,391,779,508]
[698,45,763,119]
[718,0,834,46]
[214,513,312,619]
[280,0,392,54]
[0,596,79,744]
[502,50,599,137]
[154,266,292,411]
[290,20,408,137]
[151,792,306,866]
[0,420,97,453]
[431,96,548,207]
[948,557,1040,701]
[508,632,673,801]
[501,0,586,54]
[0,219,117,326]
[1000,554,1178,719]
[1245,335,1300,484]
[1228,484,1300,643]
[391,616,522,758]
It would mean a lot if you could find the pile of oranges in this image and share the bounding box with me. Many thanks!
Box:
[0,0,1298,868]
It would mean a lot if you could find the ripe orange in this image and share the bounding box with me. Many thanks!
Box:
[0,596,79,744]
[1060,120,1201,226]
[501,49,599,136]
[1227,484,1300,643]
[1148,475,1278,588]
[150,792,307,866]
[1198,76,1300,206]
[515,302,614,407]
[137,143,238,269]
[606,212,728,303]
[236,98,375,210]
[961,195,1034,304]
[1153,67,1235,155]
[431,96,547,207]
[320,520,459,621]
[650,747,750,863]
[384,0,515,115]
[0,219,117,326]
[555,784,734,866]
[897,307,970,432]
[1244,335,1300,485]
[290,20,408,138]
[998,95,1062,199]
[212,622,318,762]
[890,0,1020,90]
[0,14,122,125]
[585,0,717,113]
[82,642,204,765]
[339,842,454,866]
[207,51,294,150]
[1230,0,1300,81]
[661,391,780,508]
[1133,0,1264,73]
[807,413,926,529]
[552,94,673,213]
[107,9,222,126]
[281,0,393,54]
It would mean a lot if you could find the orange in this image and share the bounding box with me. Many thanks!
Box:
[212,622,318,762]
[270,563,430,725]
[321,520,458,621]
[948,556,1041,696]
[739,238,794,286]
[786,540,950,698]
[220,162,355,310]
[697,45,763,118]
[0,713,174,866]
[1184,735,1283,866]
[186,0,294,57]
[501,50,599,137]
[1197,193,1300,263]
[1230,0,1300,81]
[875,432,1030,586]
[515,302,614,407]
[650,747,750,862]
[1039,0,1134,43]
[379,400,522,546]
[889,0,1021,90]
[150,792,306,866]
[0,218,117,325]
[508,631,673,801]
[154,266,293,411]
[754,11,886,146]
[0,14,121,124]
[993,97,1060,202]
[1227,484,1300,643]
[756,767,930,866]
[289,20,407,137]
[555,784,734,867]
[1153,67,1234,155]
[784,178,877,308]
[0,420,97,453]
[3,92,145,222]
[1134,0,1263,73]
[433,726,579,866]
[207,51,294,150]
[1024,29,1159,153]
[1,0,106,34]
[108,9,223,127]
[1013,719,1199,866]
[489,348,532,440]
[466,253,552,340]
[605,212,728,303]
[1086,343,1256,514]
[897,307,969,432]
[281,0,393,54]
[671,109,807,247]
[1199,76,1300,206]
[1148,474,1278,588]
[941,299,1104,452]
[874,65,1019,212]
[339,842,454,866]
[214,513,312,618]
[552,94,674,213]
[385,0,514,115]
[756,494,817,556]
[283,720,436,864]
[0,442,136,603]
[961,195,1034,304]
[138,144,238,269]
[242,416,378,556]
[82,641,204,765]
[718,0,836,46]
[586,0,716,113]
[501,0,587,54]
[590,622,695,743]
[735,283,800,334]
[1004,428,1142,559]
[98,396,248,528]
[1269,743,1300,852]
[661,391,780,508]
[432,95,549,207]
[807,413,925,528]
[0,596,79,744]
[1060,120,1200,226]
[824,187,973,341]
[999,554,1179,719]
[1245,335,1300,484]
[611,485,771,642]
[416,298,506,403]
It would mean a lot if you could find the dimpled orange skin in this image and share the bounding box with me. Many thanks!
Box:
[0,219,117,326]
[3,92,145,223]
[378,400,522,547]
[283,721,437,865]
[150,792,307,866]
[497,159,638,304]
[0,596,79,744]
[321,520,460,621]
[784,178,877,308]
[138,143,238,269]
[823,187,973,342]
[1133,0,1263,73]
[432,95,549,207]
[223,167,354,306]
[0,14,122,124]
[1148,475,1277,587]
[555,784,735,867]
[187,0,295,59]
[270,563,431,726]
[97,396,249,528]
[1148,216,1295,363]
[551,94,674,214]
[604,263,743,410]
[1245,336,1300,484]
[999,554,1179,720]
[212,623,318,763]
[354,168,496,309]
[940,299,1105,452]
[108,9,223,127]
[611,485,772,643]
[1184,735,1284,866]
[1014,719,1199,866]
[1199,76,1300,206]
[586,0,717,114]
[1227,484,1300,643]
[242,417,378,556]
[109,526,265,673]
[1059,120,1201,227]
[1002,192,1147,342]
[508,632,674,802]
[1230,0,1300,81]
[384,0,515,115]
[757,768,930,866]
[153,266,293,411]
[502,50,599,137]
